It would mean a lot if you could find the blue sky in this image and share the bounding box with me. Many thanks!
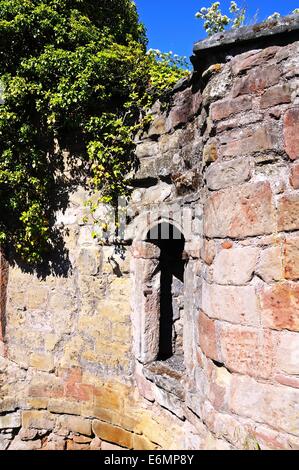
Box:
[135,1,299,60]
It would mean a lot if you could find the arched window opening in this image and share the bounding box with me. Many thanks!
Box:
[147,223,186,362]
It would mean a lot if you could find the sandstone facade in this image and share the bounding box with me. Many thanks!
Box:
[1,19,299,450]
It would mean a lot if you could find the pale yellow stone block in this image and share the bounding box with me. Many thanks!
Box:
[29,353,54,372]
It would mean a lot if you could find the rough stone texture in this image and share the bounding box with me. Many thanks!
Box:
[276,332,299,375]
[284,107,299,160]
[284,236,299,280]
[232,65,281,97]
[1,22,299,451]
[256,245,283,283]
[219,324,276,379]
[205,157,251,190]
[210,96,252,121]
[290,163,299,189]
[259,284,299,332]
[260,84,291,109]
[278,194,299,232]
[204,182,276,238]
[202,281,260,326]
[221,126,279,157]
[212,247,259,285]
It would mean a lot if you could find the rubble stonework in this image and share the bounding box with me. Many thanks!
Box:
[1,19,299,450]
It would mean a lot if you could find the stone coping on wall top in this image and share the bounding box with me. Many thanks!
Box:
[193,14,299,52]
[191,14,299,72]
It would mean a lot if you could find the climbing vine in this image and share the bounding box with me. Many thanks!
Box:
[0,0,188,265]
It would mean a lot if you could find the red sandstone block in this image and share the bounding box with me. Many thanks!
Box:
[283,236,299,280]
[221,126,279,157]
[259,283,299,332]
[231,47,280,75]
[219,323,275,379]
[290,163,299,189]
[232,65,280,97]
[198,310,220,362]
[58,367,83,385]
[278,194,299,232]
[65,382,94,402]
[260,84,291,109]
[210,96,252,121]
[284,108,299,160]
[204,182,275,238]
[166,88,202,130]
[29,383,64,399]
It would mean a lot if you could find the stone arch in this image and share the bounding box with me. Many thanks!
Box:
[133,212,186,243]
[131,219,188,366]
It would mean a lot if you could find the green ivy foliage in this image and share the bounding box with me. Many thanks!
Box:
[0,0,188,265]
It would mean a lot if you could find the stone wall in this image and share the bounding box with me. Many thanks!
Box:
[0,18,299,450]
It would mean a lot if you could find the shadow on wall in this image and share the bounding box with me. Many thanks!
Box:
[2,139,93,280]
[147,223,186,361]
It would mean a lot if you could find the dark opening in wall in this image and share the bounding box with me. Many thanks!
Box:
[147,223,185,361]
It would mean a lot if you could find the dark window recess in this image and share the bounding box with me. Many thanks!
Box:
[147,223,185,361]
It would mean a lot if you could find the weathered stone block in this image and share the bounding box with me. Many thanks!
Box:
[203,141,218,165]
[92,420,132,449]
[290,163,299,189]
[58,415,92,436]
[204,182,276,238]
[133,434,158,450]
[93,386,122,412]
[213,246,259,285]
[219,323,275,379]
[284,107,299,160]
[210,96,252,121]
[131,241,160,259]
[230,375,299,435]
[231,47,280,75]
[101,440,127,450]
[276,331,299,375]
[9,436,42,450]
[278,194,299,231]
[27,287,48,310]
[256,245,283,283]
[154,387,185,420]
[166,88,201,130]
[259,283,299,331]
[284,236,299,280]
[253,424,299,450]
[135,140,159,159]
[222,126,279,157]
[147,115,166,137]
[77,247,102,276]
[232,65,280,97]
[29,353,54,372]
[22,410,55,430]
[260,84,291,108]
[202,281,260,326]
[205,157,251,190]
[198,311,220,361]
[0,411,21,429]
[201,239,216,266]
